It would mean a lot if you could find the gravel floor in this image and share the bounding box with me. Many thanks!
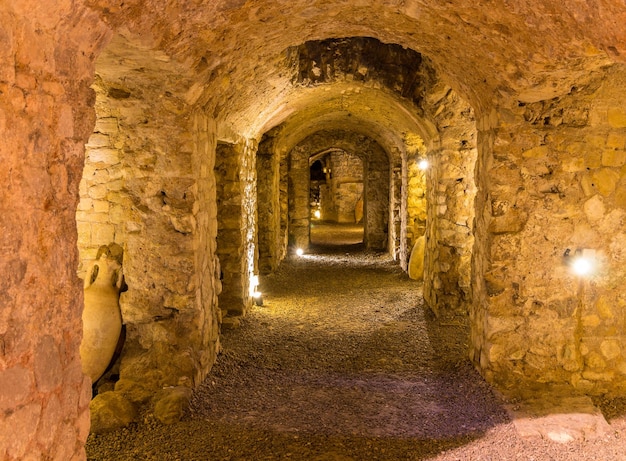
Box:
[86,224,626,460]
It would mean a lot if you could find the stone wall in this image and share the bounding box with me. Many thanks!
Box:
[423,84,477,316]
[471,64,626,394]
[74,34,223,426]
[0,2,110,459]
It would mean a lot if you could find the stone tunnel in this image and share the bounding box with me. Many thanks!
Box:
[2,0,626,458]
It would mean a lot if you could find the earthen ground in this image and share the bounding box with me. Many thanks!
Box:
[86,225,626,460]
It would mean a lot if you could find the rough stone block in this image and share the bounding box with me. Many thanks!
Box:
[606,133,626,149]
[601,149,626,167]
[522,145,549,158]
[608,108,626,128]
[88,148,120,165]
[153,386,193,424]
[86,133,110,148]
[0,366,32,411]
[95,117,119,134]
[592,168,620,196]
[89,392,137,433]
[583,195,605,222]
[600,340,621,360]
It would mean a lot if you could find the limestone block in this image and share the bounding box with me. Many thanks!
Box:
[76,222,91,246]
[592,168,620,196]
[522,145,549,158]
[89,392,136,433]
[585,351,606,369]
[582,315,601,328]
[86,133,110,148]
[583,195,605,222]
[615,178,626,208]
[562,157,585,173]
[602,150,626,167]
[92,224,115,243]
[606,134,626,149]
[88,148,120,165]
[600,340,621,360]
[153,386,193,424]
[582,370,614,382]
[584,150,603,169]
[608,108,626,128]
[95,117,119,134]
[114,378,155,404]
[92,200,110,213]
[88,184,108,200]
[596,296,614,320]
[489,209,528,234]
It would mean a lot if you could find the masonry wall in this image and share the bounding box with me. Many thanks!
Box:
[0,3,110,459]
[472,64,626,394]
[423,84,477,316]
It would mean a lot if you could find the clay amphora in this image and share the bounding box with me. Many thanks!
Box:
[80,256,123,383]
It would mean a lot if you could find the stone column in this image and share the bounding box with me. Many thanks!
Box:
[215,140,259,316]
[289,146,311,250]
[257,135,282,274]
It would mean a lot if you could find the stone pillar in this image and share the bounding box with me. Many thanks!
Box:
[422,85,477,316]
[289,146,311,249]
[471,66,626,394]
[257,134,282,274]
[364,150,390,250]
[215,140,259,316]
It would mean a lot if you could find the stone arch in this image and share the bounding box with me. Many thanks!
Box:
[287,130,391,253]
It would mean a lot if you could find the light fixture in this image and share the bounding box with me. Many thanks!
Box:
[314,210,321,219]
[564,248,596,277]
[418,159,429,170]
[296,248,304,256]
[572,257,593,277]
[249,274,263,305]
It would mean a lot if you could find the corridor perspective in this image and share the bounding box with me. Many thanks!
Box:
[3,1,626,459]
[87,228,626,460]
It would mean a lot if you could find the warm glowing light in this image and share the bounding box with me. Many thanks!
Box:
[249,274,259,296]
[314,210,321,219]
[418,159,429,170]
[572,257,594,277]
[296,248,304,256]
[252,290,262,299]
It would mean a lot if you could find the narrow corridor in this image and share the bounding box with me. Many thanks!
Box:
[86,234,626,460]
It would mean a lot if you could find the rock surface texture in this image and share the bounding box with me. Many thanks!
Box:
[2,0,626,459]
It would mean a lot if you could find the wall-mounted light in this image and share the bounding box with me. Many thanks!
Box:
[564,248,596,277]
[249,274,263,305]
[418,159,429,170]
[296,248,304,256]
[314,210,321,219]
